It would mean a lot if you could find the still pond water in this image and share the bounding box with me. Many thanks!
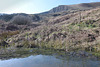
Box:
[0,49,100,67]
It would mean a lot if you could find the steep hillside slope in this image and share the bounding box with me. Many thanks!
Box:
[6,7,100,53]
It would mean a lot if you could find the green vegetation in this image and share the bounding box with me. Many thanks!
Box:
[0,31,20,47]
[38,40,66,50]
[68,20,98,31]
[92,52,100,57]
[0,31,20,39]
[77,20,97,28]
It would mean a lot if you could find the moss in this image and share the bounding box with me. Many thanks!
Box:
[91,52,100,58]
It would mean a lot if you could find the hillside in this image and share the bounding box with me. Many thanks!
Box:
[3,7,99,53]
[42,2,100,14]
[1,2,100,23]
[0,2,100,57]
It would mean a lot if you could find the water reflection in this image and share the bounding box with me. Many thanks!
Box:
[0,54,100,67]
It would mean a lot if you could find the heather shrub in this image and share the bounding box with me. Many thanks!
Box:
[77,20,97,28]
[0,31,20,39]
[0,20,5,23]
[11,15,32,25]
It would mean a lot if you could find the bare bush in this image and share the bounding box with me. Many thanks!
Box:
[11,15,32,25]
[0,20,6,24]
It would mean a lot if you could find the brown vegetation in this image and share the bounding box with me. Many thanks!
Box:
[11,15,32,25]
[0,3,100,56]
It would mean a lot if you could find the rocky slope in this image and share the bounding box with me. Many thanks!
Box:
[42,2,100,14]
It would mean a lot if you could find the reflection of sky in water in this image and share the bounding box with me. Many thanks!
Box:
[0,55,100,67]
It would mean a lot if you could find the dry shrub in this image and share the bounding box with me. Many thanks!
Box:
[11,15,32,25]
[0,20,6,23]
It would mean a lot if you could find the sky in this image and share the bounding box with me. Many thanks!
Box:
[0,0,100,14]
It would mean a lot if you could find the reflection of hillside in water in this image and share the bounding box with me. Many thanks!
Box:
[0,48,99,61]
[0,52,100,67]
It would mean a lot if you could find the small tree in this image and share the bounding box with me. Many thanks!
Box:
[11,15,32,25]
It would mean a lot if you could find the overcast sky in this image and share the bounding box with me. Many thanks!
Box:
[0,0,100,14]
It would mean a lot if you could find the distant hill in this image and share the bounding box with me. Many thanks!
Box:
[41,2,100,14]
[0,2,100,22]
[0,13,40,22]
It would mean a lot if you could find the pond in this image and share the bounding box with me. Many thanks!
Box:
[0,48,100,67]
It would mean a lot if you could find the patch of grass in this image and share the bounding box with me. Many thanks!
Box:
[68,20,98,32]
[38,40,66,50]
[17,39,66,51]
[0,31,20,39]
[21,40,37,48]
[49,31,59,37]
[91,52,100,58]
